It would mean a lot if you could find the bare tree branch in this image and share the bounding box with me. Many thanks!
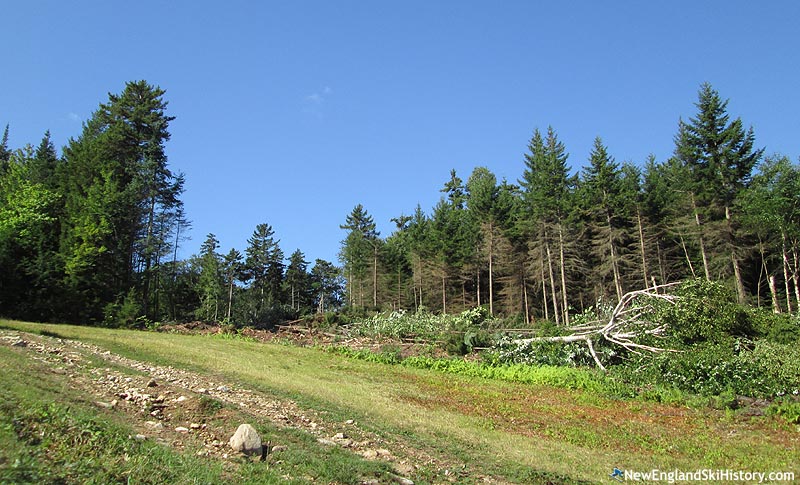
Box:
[508,282,683,371]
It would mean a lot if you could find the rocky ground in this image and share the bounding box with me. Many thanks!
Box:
[0,329,468,484]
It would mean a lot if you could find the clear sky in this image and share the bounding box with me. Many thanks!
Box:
[3,1,799,265]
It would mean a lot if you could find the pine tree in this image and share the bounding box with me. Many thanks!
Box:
[285,249,311,313]
[197,234,222,322]
[59,80,183,322]
[673,83,764,301]
[466,167,512,316]
[339,204,380,309]
[244,223,284,322]
[222,248,244,322]
[518,127,576,324]
[579,137,627,301]
[310,259,344,313]
[0,125,11,174]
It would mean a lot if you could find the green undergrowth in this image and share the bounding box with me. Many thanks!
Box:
[325,345,625,396]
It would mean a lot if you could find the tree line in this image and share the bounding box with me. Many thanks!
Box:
[2,81,798,327]
[0,80,342,326]
[339,83,800,322]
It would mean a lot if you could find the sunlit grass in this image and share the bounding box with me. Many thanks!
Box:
[3,320,799,483]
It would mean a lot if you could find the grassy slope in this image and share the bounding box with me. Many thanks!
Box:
[2,320,799,483]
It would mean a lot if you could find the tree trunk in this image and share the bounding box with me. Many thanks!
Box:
[726,206,747,303]
[768,275,781,314]
[636,207,650,289]
[691,193,711,280]
[782,231,794,313]
[678,234,697,278]
[373,246,378,308]
[540,258,549,322]
[227,278,234,321]
[607,210,623,301]
[523,275,530,324]
[441,273,447,314]
[487,221,494,316]
[545,234,560,325]
[558,223,569,325]
[791,244,800,311]
[476,264,481,307]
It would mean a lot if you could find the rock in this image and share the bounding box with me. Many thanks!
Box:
[147,378,158,387]
[11,340,27,347]
[145,421,163,430]
[394,463,415,476]
[362,449,379,459]
[175,426,190,433]
[217,385,230,392]
[229,424,262,456]
[390,474,414,485]
[174,395,188,403]
[345,419,355,425]
[333,432,347,440]
[317,438,337,446]
[190,423,202,429]
[271,445,287,453]
[133,434,147,441]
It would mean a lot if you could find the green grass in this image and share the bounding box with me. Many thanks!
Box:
[3,319,799,483]
[0,328,395,484]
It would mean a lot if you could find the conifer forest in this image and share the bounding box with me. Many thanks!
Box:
[2,80,799,328]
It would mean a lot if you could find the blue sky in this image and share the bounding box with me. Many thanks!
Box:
[3,1,799,265]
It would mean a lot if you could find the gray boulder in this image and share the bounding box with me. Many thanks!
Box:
[228,423,262,456]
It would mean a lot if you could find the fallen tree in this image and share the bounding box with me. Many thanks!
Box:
[508,282,683,371]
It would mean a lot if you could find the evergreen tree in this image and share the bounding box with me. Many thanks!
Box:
[244,223,284,322]
[310,259,344,313]
[196,234,222,322]
[222,248,244,322]
[466,167,512,315]
[339,204,380,309]
[673,83,764,301]
[60,80,183,322]
[0,124,11,174]
[518,127,576,324]
[285,249,312,314]
[579,137,628,301]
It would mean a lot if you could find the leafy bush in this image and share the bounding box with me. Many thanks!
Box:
[612,338,800,399]
[656,279,755,346]
[751,310,800,344]
[767,399,800,424]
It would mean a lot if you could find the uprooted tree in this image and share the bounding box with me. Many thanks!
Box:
[508,282,684,371]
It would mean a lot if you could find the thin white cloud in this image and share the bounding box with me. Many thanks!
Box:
[303,87,333,118]
[67,112,81,122]
[306,93,323,104]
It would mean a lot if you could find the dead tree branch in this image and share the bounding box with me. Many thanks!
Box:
[509,282,683,371]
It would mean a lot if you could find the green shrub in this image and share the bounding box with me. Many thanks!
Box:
[657,279,755,346]
[752,310,800,344]
[612,338,800,399]
[767,399,800,424]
